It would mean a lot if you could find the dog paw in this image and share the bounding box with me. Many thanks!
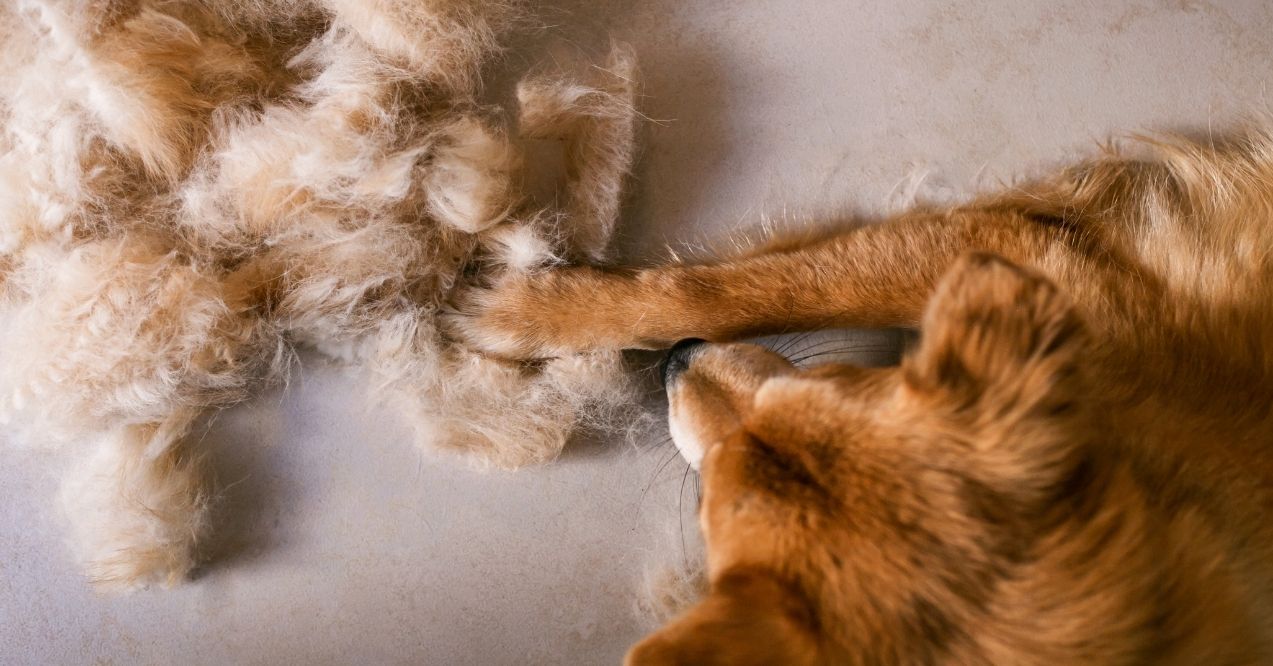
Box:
[443,271,582,359]
[444,266,655,358]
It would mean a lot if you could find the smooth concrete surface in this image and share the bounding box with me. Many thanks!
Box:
[4,1,1273,664]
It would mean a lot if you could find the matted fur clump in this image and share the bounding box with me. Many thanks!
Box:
[0,0,639,588]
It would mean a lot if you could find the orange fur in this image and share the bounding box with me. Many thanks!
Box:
[454,130,1273,663]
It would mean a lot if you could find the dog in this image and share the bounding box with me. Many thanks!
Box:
[451,130,1273,664]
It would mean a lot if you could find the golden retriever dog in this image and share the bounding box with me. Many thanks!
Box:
[451,130,1273,664]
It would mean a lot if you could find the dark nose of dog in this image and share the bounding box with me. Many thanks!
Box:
[661,338,707,387]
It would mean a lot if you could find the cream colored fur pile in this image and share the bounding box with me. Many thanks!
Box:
[0,0,639,588]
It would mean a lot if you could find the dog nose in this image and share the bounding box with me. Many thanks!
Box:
[661,338,707,387]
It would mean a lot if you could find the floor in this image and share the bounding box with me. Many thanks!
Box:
[4,1,1273,664]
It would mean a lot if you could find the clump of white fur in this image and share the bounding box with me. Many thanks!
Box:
[518,43,640,260]
[635,556,709,628]
[0,0,639,588]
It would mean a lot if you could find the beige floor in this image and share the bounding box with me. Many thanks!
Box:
[4,1,1273,664]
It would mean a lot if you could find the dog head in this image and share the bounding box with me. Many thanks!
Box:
[627,252,1092,665]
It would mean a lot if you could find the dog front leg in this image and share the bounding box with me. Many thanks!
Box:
[452,211,1050,357]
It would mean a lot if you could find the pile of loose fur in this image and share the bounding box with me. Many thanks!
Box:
[0,0,639,588]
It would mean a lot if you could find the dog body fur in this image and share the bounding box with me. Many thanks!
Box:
[457,133,1273,663]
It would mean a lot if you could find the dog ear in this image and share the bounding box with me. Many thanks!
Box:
[625,571,820,666]
[902,252,1088,499]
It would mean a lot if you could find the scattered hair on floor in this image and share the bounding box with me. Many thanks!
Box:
[0,0,640,588]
